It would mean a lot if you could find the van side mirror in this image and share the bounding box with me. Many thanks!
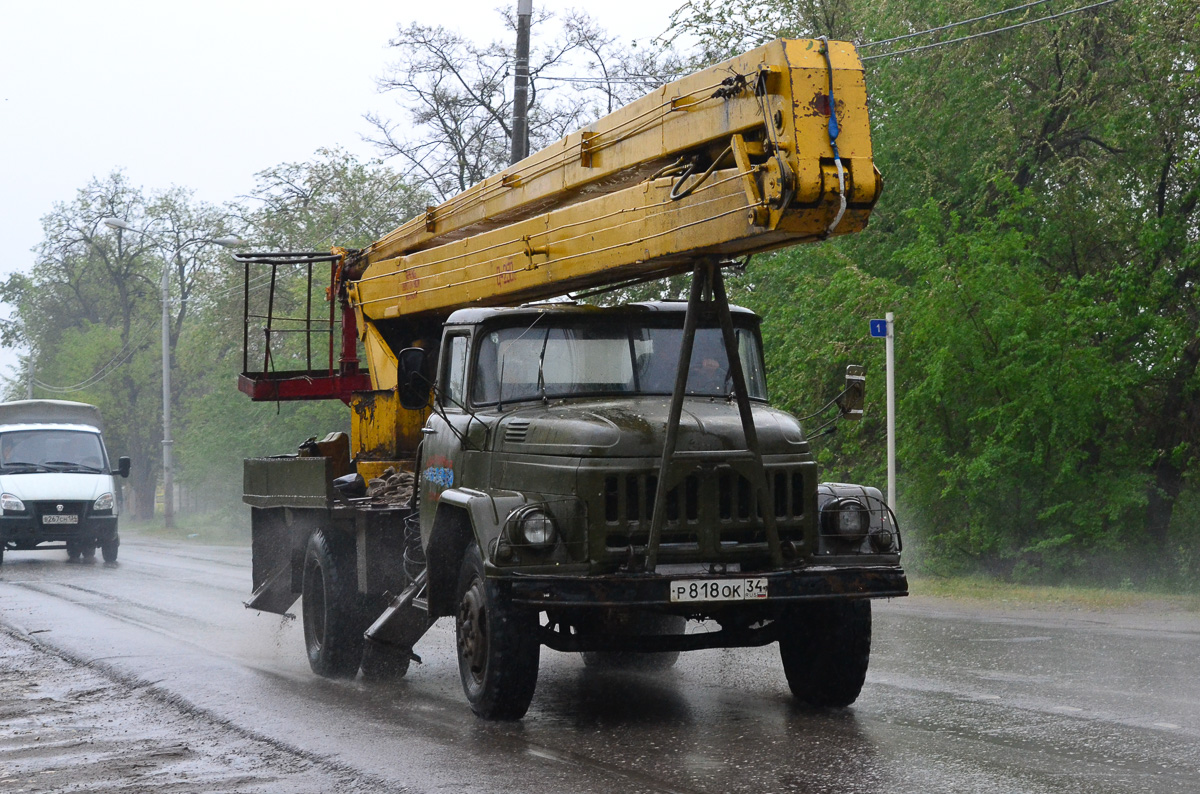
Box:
[397,347,431,410]
[835,365,865,420]
[115,456,131,478]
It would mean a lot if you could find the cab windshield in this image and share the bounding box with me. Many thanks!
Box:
[0,429,107,473]
[471,317,767,406]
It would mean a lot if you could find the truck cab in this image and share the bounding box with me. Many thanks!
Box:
[405,301,904,717]
[420,302,897,574]
[0,400,131,564]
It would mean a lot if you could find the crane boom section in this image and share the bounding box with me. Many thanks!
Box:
[346,39,880,325]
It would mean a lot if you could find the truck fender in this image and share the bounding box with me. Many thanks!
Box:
[425,488,530,617]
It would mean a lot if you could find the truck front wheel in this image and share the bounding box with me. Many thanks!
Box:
[302,529,365,678]
[455,546,540,720]
[778,599,871,707]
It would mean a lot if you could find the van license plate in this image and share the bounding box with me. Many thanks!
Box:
[669,578,768,602]
[42,514,78,525]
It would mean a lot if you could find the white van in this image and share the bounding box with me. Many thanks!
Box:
[0,400,131,564]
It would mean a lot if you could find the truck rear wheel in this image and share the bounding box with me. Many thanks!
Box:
[455,546,539,720]
[779,599,872,707]
[302,529,365,678]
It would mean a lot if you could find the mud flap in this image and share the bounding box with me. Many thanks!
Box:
[245,562,299,615]
[246,505,301,616]
[364,570,433,653]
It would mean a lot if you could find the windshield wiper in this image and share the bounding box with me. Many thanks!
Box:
[1,461,53,472]
[536,330,551,403]
[41,460,103,473]
[46,460,104,473]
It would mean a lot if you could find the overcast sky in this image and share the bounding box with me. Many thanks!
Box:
[0,0,687,378]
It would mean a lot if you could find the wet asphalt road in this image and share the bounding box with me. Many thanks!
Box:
[1,536,1197,794]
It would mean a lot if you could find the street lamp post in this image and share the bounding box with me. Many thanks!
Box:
[101,218,243,528]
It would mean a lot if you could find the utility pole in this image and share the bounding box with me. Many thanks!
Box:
[161,249,175,529]
[510,0,533,165]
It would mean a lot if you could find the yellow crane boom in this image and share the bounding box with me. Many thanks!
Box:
[345,38,880,338]
[238,38,881,439]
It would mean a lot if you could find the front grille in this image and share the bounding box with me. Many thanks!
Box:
[601,466,807,552]
[30,501,89,534]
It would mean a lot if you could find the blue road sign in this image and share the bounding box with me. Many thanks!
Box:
[869,319,888,338]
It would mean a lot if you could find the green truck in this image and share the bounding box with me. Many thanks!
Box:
[244,289,905,720]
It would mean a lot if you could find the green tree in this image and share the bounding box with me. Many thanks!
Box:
[0,173,235,519]
[669,0,1200,579]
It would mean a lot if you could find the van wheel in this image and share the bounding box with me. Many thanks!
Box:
[455,546,539,720]
[101,535,119,563]
[779,600,872,707]
[302,529,365,678]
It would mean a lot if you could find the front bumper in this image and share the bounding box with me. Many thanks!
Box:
[502,564,908,608]
[502,564,907,653]
[1,514,118,548]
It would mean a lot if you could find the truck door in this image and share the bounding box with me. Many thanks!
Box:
[419,330,483,526]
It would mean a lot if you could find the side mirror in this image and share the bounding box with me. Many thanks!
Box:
[115,456,131,478]
[835,365,865,420]
[397,347,431,411]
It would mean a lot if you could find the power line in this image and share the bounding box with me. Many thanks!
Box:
[28,272,278,394]
[31,324,155,394]
[860,0,1056,49]
[536,74,671,84]
[863,0,1121,62]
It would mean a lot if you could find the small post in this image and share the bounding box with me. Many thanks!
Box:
[885,311,896,512]
[510,0,533,165]
[870,314,897,512]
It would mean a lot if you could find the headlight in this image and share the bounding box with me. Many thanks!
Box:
[510,506,557,547]
[869,527,896,552]
[93,492,115,511]
[823,498,869,539]
[1,493,25,512]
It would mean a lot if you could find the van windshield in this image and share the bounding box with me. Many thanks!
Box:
[471,317,767,406]
[0,430,107,473]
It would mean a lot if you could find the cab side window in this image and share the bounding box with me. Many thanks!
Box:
[441,334,469,410]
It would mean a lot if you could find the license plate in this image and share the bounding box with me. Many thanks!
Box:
[669,577,769,602]
[42,514,78,525]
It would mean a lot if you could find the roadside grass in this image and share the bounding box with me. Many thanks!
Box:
[909,575,1200,613]
[121,513,250,547]
[118,516,1197,613]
